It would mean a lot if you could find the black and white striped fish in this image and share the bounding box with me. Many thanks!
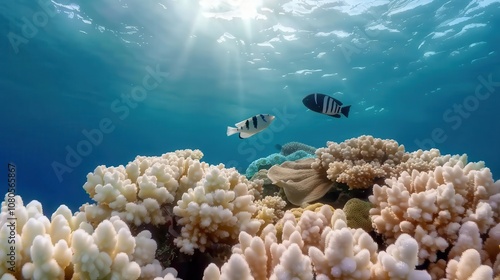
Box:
[302,93,351,118]
[227,114,275,139]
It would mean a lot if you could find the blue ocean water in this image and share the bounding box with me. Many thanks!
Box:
[1,0,499,215]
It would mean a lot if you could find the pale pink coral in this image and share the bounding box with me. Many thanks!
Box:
[203,207,429,280]
[312,135,407,189]
[370,161,500,264]
[312,135,465,190]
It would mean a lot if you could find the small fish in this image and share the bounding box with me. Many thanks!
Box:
[302,93,351,118]
[227,114,275,139]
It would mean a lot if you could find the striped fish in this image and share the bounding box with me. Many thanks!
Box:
[302,93,351,118]
[227,114,275,139]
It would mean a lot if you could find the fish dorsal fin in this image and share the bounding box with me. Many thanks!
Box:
[235,120,245,127]
[235,118,248,127]
[330,97,343,106]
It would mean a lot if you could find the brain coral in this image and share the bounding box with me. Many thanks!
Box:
[277,141,317,156]
[343,198,373,232]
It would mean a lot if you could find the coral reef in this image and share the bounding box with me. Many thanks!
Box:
[81,149,205,227]
[312,135,408,189]
[254,195,287,234]
[0,196,174,279]
[1,138,499,280]
[0,149,269,280]
[203,206,431,279]
[173,165,262,254]
[269,135,468,205]
[313,135,467,190]
[80,150,264,256]
[249,169,281,198]
[369,161,500,270]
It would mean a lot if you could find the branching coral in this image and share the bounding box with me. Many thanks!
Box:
[81,149,205,227]
[312,136,467,190]
[173,165,262,254]
[445,249,494,280]
[371,234,431,280]
[81,149,263,256]
[203,206,429,280]
[369,161,500,265]
[394,149,467,174]
[312,135,408,189]
[1,149,263,279]
[0,195,173,280]
[268,136,465,205]
[2,144,499,280]
[254,195,287,234]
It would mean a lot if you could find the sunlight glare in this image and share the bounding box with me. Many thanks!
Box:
[199,0,263,19]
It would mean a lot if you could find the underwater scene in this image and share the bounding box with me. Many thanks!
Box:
[1,0,500,279]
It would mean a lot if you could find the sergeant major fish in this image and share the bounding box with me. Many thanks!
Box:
[302,93,351,118]
[227,114,275,139]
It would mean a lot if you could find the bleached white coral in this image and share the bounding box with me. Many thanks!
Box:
[445,249,493,280]
[204,208,429,280]
[270,243,313,280]
[370,162,500,264]
[371,234,431,280]
[21,235,70,280]
[70,217,141,279]
[448,221,486,261]
[154,267,182,280]
[222,254,256,280]
[82,149,205,226]
[173,165,261,254]
[81,149,265,256]
[0,194,168,280]
[309,227,376,280]
[311,136,468,191]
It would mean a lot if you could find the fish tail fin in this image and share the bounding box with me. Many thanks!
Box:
[227,126,238,136]
[341,105,351,118]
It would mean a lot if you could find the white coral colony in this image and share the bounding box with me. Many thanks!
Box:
[0,141,499,279]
